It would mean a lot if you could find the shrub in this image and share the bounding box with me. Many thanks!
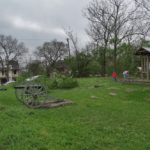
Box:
[58,77,78,89]
[47,79,58,89]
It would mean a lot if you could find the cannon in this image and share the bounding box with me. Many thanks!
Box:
[14,81,73,108]
[14,82,48,107]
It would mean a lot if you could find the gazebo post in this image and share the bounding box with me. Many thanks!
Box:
[144,56,145,78]
[141,56,143,79]
[144,56,147,77]
[147,56,149,80]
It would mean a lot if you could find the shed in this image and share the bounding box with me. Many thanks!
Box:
[135,47,150,80]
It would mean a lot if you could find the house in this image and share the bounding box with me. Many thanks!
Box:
[0,60,19,84]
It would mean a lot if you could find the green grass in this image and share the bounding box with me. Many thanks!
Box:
[0,77,150,150]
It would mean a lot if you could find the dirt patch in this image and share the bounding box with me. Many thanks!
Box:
[107,87,119,90]
[109,92,117,96]
[91,96,98,99]
[94,84,103,88]
[126,88,136,93]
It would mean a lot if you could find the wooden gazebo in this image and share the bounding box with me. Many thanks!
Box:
[135,47,150,80]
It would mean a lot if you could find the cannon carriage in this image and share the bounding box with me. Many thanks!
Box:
[14,81,72,108]
[14,82,48,107]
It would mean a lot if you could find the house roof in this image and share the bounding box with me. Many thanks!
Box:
[0,60,19,70]
[135,47,150,55]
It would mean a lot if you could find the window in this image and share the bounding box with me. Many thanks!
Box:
[14,70,17,75]
[2,70,4,75]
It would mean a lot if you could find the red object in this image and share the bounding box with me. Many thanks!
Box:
[112,71,117,78]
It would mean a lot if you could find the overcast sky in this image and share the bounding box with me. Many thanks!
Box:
[0,0,91,51]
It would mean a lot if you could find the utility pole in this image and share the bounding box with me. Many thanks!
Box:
[66,38,71,59]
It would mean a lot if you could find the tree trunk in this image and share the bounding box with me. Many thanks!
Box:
[101,48,106,76]
[76,51,80,77]
[113,42,117,72]
[6,61,10,81]
[0,56,4,74]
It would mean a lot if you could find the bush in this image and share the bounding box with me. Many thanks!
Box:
[46,76,78,89]
[58,77,78,89]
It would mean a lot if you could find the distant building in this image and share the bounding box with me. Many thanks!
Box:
[0,60,19,84]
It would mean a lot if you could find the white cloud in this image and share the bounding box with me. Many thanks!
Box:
[8,15,66,36]
[11,16,42,31]
[0,0,91,49]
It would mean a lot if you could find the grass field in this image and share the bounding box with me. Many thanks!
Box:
[0,77,150,150]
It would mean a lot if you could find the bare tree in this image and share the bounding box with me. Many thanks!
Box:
[84,0,115,75]
[35,39,67,76]
[0,34,27,80]
[85,0,138,72]
[135,0,150,12]
[134,0,150,46]
[65,29,79,55]
[65,29,81,76]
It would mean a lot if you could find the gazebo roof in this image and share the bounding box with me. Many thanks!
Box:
[135,47,150,55]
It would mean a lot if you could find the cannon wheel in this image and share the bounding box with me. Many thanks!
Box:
[15,82,48,106]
